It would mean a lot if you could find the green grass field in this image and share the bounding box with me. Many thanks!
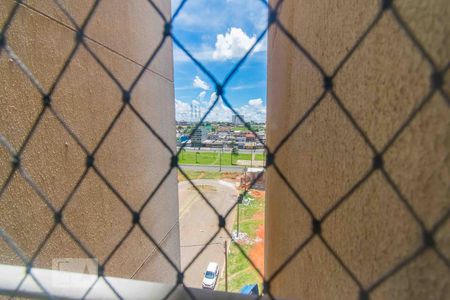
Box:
[217,192,265,293]
[220,243,262,293]
[231,126,264,132]
[178,151,264,166]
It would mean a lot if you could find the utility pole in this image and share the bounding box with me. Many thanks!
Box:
[244,167,247,189]
[237,194,241,236]
[237,167,246,236]
[236,202,240,235]
[219,145,222,172]
[224,240,228,292]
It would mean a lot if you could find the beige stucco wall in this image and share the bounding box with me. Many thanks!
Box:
[0,0,180,284]
[266,0,449,299]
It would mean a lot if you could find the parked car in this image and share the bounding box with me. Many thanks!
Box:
[202,262,219,289]
[240,284,259,295]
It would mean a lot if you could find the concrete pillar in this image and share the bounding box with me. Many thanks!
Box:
[266,0,449,299]
[0,0,179,283]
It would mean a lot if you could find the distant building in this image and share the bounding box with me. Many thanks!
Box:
[232,114,244,126]
[176,121,190,126]
[236,136,246,143]
[217,126,231,132]
[257,131,266,142]
[179,135,190,143]
[241,168,265,189]
[235,136,246,149]
[245,132,256,142]
[217,132,228,139]
[191,126,208,147]
[203,140,224,148]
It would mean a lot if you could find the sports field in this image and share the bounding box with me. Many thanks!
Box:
[178,151,264,166]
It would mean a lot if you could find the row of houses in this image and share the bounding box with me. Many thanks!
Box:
[176,126,266,149]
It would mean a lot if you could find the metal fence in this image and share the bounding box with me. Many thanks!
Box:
[0,0,449,299]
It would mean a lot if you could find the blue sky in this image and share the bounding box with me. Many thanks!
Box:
[171,0,268,122]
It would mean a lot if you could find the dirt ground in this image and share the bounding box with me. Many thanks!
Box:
[248,191,265,275]
[250,190,265,198]
[178,171,241,182]
[249,224,265,275]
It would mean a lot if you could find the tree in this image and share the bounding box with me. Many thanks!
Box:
[231,146,239,165]
[231,147,239,156]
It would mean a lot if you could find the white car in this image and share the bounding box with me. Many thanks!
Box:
[202,262,219,289]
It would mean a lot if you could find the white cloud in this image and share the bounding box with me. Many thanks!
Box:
[228,81,266,91]
[205,97,233,122]
[175,99,191,120]
[198,91,207,100]
[176,95,266,123]
[173,47,190,63]
[207,97,266,123]
[237,104,266,123]
[248,98,263,107]
[173,45,216,63]
[209,92,218,106]
[193,76,210,90]
[173,27,266,63]
[172,0,268,39]
[213,27,263,60]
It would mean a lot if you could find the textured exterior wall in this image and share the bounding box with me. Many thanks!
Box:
[266,0,449,299]
[0,0,180,283]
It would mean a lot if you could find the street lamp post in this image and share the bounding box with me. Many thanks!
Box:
[238,156,250,237]
[244,167,247,187]
[236,200,240,236]
[224,240,228,292]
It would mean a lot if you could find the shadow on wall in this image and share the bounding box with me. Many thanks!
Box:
[0,0,180,284]
[266,0,449,299]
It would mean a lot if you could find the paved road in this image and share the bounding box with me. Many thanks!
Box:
[179,164,246,172]
[178,179,238,289]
